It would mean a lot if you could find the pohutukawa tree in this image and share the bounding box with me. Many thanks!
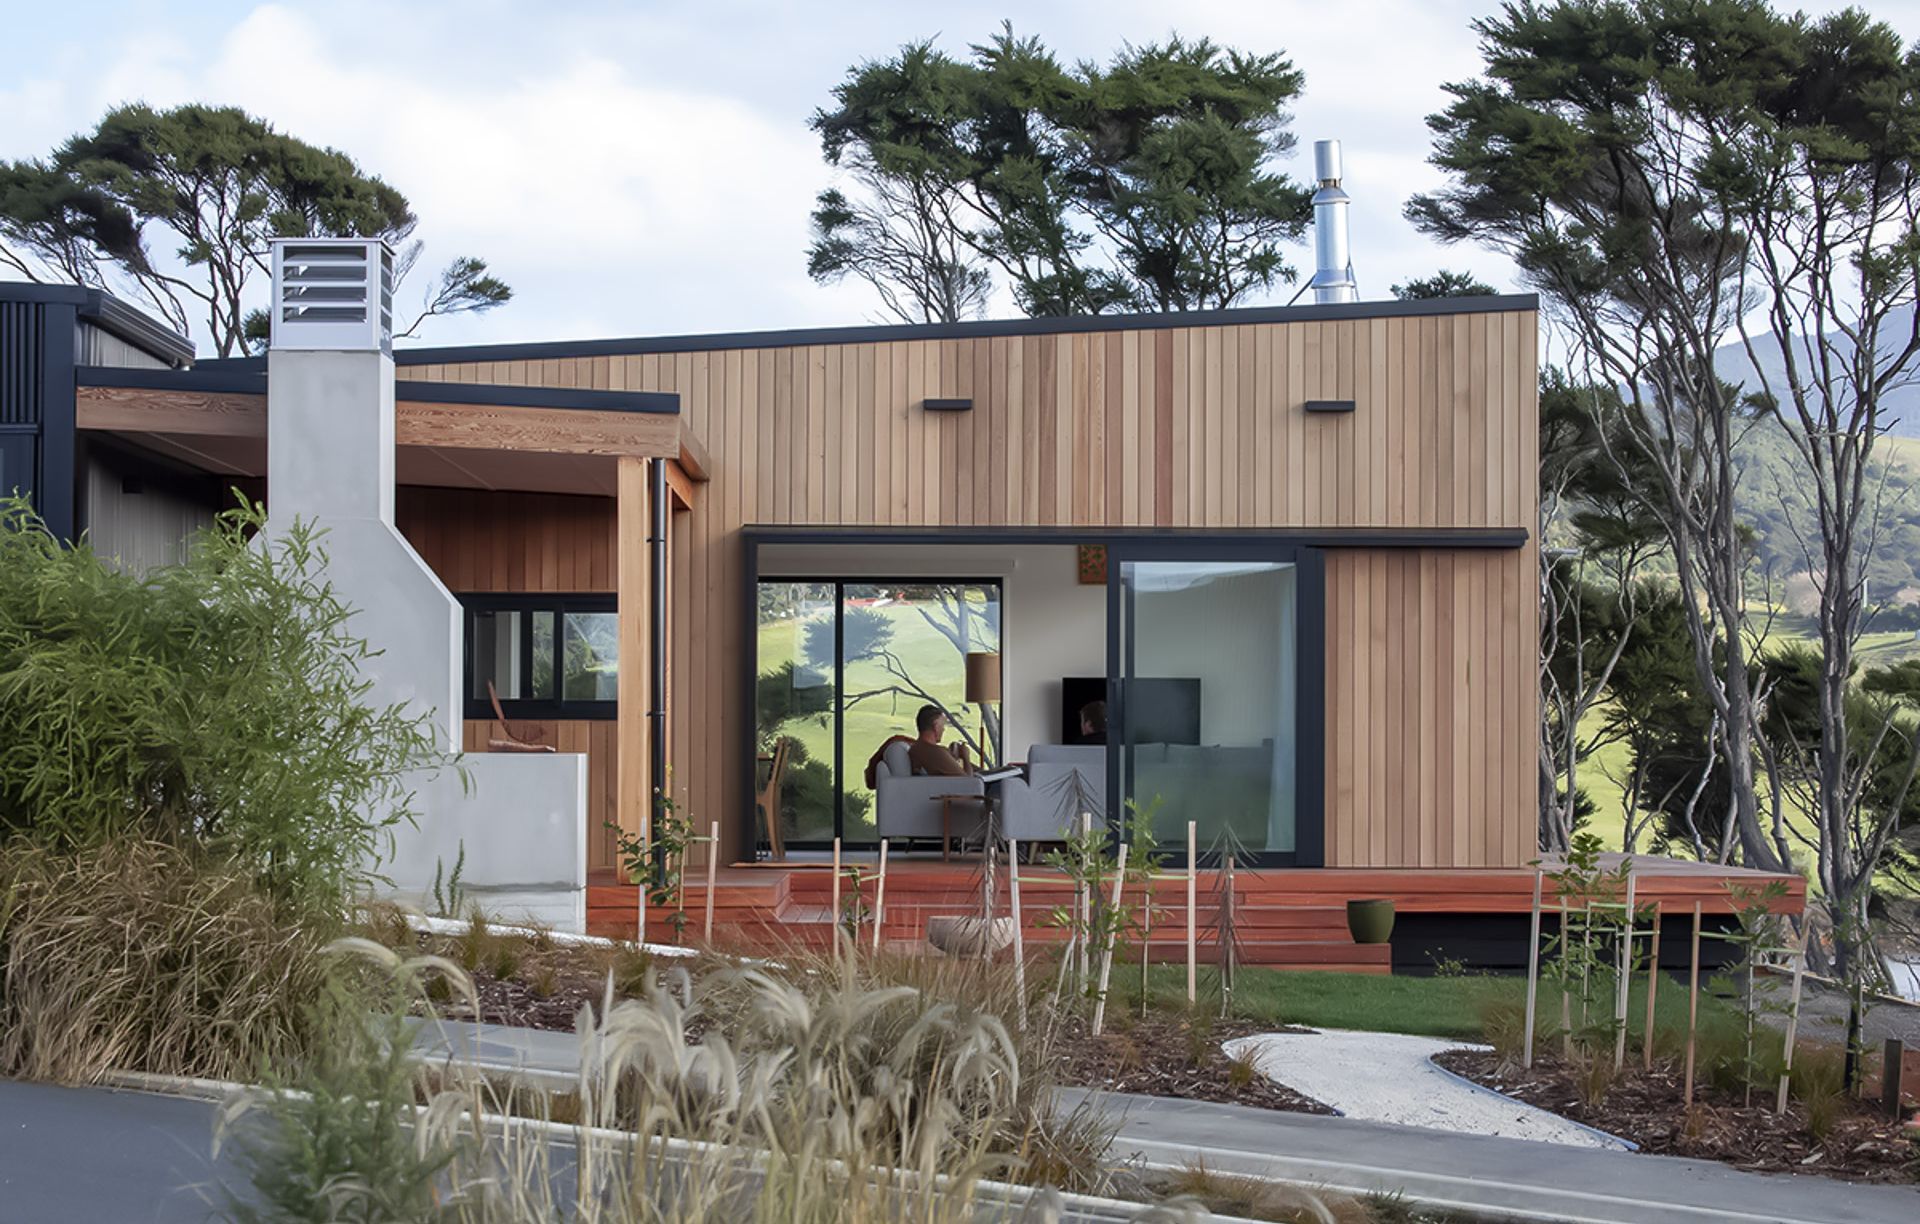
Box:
[809,25,1312,318]
[0,103,510,356]
[1412,0,1920,985]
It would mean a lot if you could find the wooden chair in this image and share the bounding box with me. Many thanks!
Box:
[755,738,792,860]
[486,681,555,753]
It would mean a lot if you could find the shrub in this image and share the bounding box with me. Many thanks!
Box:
[0,838,331,1083]
[226,942,1118,1220]
[0,495,450,911]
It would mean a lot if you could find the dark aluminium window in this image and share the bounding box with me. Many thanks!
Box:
[463,593,619,720]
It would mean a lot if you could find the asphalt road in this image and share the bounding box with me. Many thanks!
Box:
[0,1080,242,1223]
[1066,1087,1920,1224]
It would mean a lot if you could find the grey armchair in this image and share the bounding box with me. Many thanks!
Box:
[996,744,1106,845]
[873,740,986,850]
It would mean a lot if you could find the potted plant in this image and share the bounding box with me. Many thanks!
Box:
[1346,898,1395,945]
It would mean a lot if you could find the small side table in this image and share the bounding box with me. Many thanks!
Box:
[934,793,987,862]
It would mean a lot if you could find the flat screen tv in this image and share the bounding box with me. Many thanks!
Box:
[1061,676,1202,745]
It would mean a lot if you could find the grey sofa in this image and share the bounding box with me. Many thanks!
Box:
[995,744,1106,844]
[873,740,987,849]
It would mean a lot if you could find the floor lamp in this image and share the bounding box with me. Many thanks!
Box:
[965,651,1002,768]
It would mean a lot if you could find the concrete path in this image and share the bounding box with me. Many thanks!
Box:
[1222,1028,1630,1148]
[407,1014,582,1088]
[1065,1088,1920,1224]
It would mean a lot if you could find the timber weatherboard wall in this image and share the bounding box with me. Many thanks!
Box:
[395,486,624,870]
[400,297,1541,868]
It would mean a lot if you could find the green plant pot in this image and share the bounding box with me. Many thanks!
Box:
[1346,898,1396,945]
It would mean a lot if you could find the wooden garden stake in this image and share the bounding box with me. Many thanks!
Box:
[871,839,889,953]
[1615,872,1636,1070]
[1882,1040,1905,1120]
[1090,842,1129,1037]
[1220,853,1238,1020]
[1642,900,1661,1071]
[1777,930,1807,1115]
[1523,868,1542,1070]
[1685,901,1702,1108]
[1007,837,1027,1029]
[830,836,842,959]
[1186,821,1198,1005]
[703,820,718,944]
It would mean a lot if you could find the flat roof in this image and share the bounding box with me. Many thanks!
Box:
[195,292,1539,371]
[0,280,194,367]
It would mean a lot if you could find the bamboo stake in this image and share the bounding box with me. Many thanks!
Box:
[1580,900,1592,1028]
[1560,896,1572,1060]
[1778,932,1808,1115]
[1685,901,1702,1108]
[1139,877,1153,1020]
[1643,900,1661,1071]
[1090,842,1129,1037]
[871,838,889,953]
[1077,812,1092,984]
[830,836,842,959]
[1615,872,1636,1070]
[1523,868,1543,1070]
[1186,821,1198,1005]
[1008,837,1027,1030]
[703,821,718,944]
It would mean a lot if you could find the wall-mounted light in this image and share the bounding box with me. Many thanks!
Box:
[922,397,973,411]
[1304,399,1356,414]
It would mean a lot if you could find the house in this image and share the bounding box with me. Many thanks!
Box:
[2,221,1801,966]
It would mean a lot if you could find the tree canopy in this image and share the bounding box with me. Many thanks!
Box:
[808,26,1312,319]
[0,103,510,356]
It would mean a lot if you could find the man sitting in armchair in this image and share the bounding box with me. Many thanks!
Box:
[908,704,974,776]
[868,704,986,855]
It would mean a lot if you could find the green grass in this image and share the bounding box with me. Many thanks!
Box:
[1108,963,1745,1044]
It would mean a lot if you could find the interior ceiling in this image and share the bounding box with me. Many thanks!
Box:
[94,430,618,497]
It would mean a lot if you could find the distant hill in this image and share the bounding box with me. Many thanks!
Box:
[1712,305,1919,438]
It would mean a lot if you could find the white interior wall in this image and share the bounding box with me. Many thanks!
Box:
[758,543,1106,757]
[1130,566,1291,745]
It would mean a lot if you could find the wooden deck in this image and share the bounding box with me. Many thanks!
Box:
[589,854,1805,975]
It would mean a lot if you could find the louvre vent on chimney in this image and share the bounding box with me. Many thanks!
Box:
[270,238,393,353]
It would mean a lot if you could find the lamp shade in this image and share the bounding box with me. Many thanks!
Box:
[965,651,1002,703]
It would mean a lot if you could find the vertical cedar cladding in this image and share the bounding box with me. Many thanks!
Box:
[403,305,1540,866]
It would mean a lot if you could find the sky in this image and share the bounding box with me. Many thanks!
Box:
[5,0,1918,356]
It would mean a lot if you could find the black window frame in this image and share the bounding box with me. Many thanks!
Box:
[462,592,619,721]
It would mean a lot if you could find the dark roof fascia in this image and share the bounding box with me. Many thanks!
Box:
[384,293,1543,366]
[743,524,1531,550]
[0,281,194,367]
[75,365,681,415]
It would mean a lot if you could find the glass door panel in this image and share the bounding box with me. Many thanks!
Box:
[755,582,837,846]
[838,582,1001,841]
[1119,560,1298,858]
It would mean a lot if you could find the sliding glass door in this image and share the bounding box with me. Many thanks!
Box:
[1111,546,1321,865]
[754,578,1001,850]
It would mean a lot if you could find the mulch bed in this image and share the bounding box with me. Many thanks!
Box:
[1436,1049,1917,1184]
[409,931,1332,1115]
[1053,1011,1332,1115]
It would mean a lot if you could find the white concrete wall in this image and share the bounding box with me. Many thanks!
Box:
[265,348,589,929]
[757,543,1106,757]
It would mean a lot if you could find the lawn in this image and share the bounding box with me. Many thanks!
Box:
[1108,963,1744,1044]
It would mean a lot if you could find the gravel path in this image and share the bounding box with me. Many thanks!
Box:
[1222,1028,1632,1149]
